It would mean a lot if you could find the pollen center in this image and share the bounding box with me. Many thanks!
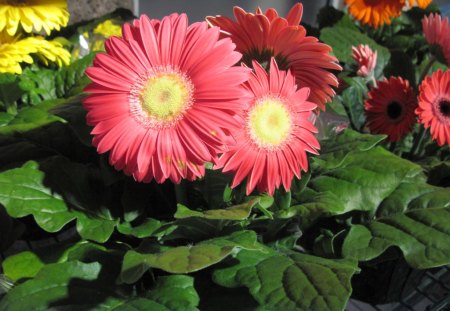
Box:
[439,100,450,117]
[140,73,191,123]
[248,97,292,149]
[363,0,378,6]
[387,101,402,120]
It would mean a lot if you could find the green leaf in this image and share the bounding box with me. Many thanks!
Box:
[279,143,431,229]
[148,275,200,311]
[342,187,450,269]
[117,218,162,238]
[213,248,359,311]
[314,129,386,170]
[2,251,44,282]
[19,68,57,105]
[0,104,65,135]
[310,147,422,215]
[320,27,390,78]
[0,161,116,242]
[174,199,258,220]
[56,52,97,98]
[120,230,263,283]
[0,260,200,311]
[340,77,369,131]
[0,73,23,112]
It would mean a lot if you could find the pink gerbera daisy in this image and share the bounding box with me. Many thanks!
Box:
[422,13,450,66]
[365,77,417,142]
[84,14,251,183]
[352,44,377,78]
[216,59,320,195]
[416,70,450,146]
[206,3,341,111]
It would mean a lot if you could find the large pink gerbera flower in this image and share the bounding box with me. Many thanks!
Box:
[216,59,319,195]
[416,70,450,146]
[84,14,251,183]
[207,3,341,111]
[422,13,450,66]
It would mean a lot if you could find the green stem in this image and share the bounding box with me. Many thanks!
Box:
[409,126,427,159]
[418,55,436,85]
[388,141,397,153]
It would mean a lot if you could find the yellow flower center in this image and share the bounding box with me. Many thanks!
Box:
[248,97,292,149]
[129,69,194,129]
[141,73,191,122]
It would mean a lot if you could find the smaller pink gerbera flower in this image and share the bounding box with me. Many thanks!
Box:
[422,13,450,66]
[352,44,377,77]
[216,58,319,195]
[416,70,450,146]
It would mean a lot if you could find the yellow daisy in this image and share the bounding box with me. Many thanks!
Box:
[0,32,70,74]
[93,20,122,38]
[0,0,69,36]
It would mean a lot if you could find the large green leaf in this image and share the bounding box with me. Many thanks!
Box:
[278,145,425,228]
[0,104,65,135]
[0,261,200,311]
[320,27,390,78]
[313,129,386,170]
[0,161,116,242]
[120,230,263,283]
[213,247,359,311]
[147,275,200,311]
[342,183,450,268]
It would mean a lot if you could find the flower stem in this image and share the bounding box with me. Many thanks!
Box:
[418,55,436,85]
[409,126,427,159]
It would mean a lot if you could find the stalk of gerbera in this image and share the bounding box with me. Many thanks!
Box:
[206,3,341,111]
[416,70,450,146]
[216,58,319,196]
[0,0,69,36]
[84,14,251,184]
[364,76,417,142]
[344,0,405,28]
[352,44,377,78]
[422,13,450,66]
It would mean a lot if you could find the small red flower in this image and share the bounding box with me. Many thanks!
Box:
[416,70,450,146]
[365,77,417,142]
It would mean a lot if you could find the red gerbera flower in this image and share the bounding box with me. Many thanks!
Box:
[365,76,417,142]
[206,3,341,111]
[216,59,319,195]
[84,14,251,183]
[422,13,450,66]
[416,70,450,146]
